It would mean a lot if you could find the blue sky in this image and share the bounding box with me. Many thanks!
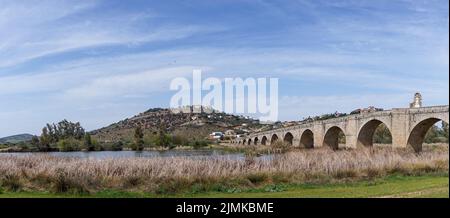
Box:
[0,0,448,137]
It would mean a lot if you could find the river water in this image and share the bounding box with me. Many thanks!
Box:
[0,150,265,160]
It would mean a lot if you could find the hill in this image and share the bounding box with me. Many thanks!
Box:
[0,133,34,144]
[90,106,272,143]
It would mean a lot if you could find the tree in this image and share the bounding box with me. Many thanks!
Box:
[134,126,144,151]
[57,138,81,152]
[156,123,171,147]
[55,119,85,140]
[442,122,449,142]
[424,121,449,143]
[38,120,87,151]
[424,125,438,143]
[39,127,51,151]
[83,133,94,151]
[30,135,40,147]
[43,119,85,142]
[46,123,57,143]
[373,124,392,144]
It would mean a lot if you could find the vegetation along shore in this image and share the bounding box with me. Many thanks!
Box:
[0,145,447,197]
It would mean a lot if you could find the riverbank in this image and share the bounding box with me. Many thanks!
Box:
[0,143,286,156]
[0,143,236,153]
[0,174,448,198]
[0,144,216,153]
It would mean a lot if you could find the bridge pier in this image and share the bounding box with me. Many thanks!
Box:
[391,109,409,149]
[345,119,358,149]
[313,124,324,148]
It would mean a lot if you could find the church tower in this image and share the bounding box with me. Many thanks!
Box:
[409,92,422,108]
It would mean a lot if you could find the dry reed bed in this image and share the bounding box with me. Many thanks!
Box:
[0,146,448,193]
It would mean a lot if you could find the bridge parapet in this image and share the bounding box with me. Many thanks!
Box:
[406,105,449,113]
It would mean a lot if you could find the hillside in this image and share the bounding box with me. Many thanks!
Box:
[90,107,271,143]
[0,133,34,144]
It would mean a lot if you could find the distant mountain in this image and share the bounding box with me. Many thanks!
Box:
[0,133,34,144]
[91,106,270,142]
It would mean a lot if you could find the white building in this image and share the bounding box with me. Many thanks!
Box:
[209,132,224,139]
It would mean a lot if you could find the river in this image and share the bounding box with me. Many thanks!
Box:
[0,149,267,160]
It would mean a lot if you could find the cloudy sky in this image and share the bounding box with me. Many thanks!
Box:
[0,0,448,136]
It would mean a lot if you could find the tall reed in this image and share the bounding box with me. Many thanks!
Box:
[0,146,447,193]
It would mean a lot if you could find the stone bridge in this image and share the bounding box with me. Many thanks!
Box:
[230,105,449,152]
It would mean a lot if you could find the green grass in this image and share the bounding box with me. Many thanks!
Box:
[190,175,449,198]
[0,174,448,198]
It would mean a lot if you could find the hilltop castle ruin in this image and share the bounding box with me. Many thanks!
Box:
[170,105,219,114]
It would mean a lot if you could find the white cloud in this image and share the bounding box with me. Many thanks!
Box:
[0,0,209,68]
[63,66,205,99]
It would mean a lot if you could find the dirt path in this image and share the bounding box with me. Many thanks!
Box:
[377,187,449,198]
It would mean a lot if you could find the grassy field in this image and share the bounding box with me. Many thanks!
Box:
[0,174,448,198]
[192,174,449,198]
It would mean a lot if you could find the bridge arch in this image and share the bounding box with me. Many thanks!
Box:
[261,136,268,145]
[283,132,294,145]
[323,126,346,150]
[300,129,314,148]
[270,134,279,144]
[254,137,259,145]
[243,139,246,145]
[247,139,252,145]
[357,119,392,147]
[407,117,448,152]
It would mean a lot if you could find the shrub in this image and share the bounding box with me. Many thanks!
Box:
[51,169,89,194]
[52,170,71,193]
[100,141,123,151]
[246,173,268,185]
[366,168,382,178]
[154,134,173,147]
[143,134,158,147]
[264,184,286,192]
[83,134,95,151]
[172,135,189,146]
[57,138,82,152]
[112,141,124,151]
[334,169,359,179]
[0,173,22,191]
[188,139,209,149]
[134,126,144,151]
[122,176,142,188]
